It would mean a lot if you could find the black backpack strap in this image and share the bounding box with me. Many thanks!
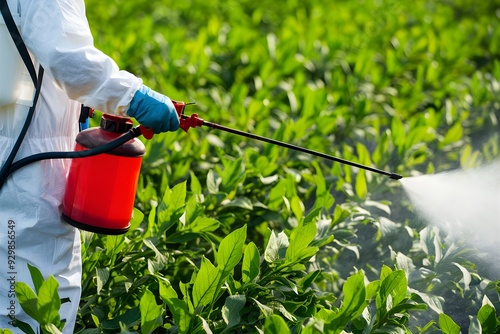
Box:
[0,0,37,85]
[0,0,45,188]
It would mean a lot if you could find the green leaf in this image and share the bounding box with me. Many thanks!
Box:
[313,161,335,210]
[37,276,61,327]
[16,282,41,323]
[129,207,144,232]
[439,122,463,148]
[391,117,406,148]
[179,281,194,314]
[415,320,437,333]
[477,302,496,334]
[331,271,367,329]
[27,264,44,295]
[199,315,213,334]
[316,308,336,323]
[289,247,318,265]
[157,277,178,302]
[356,142,371,165]
[264,230,289,263]
[270,302,296,322]
[171,181,188,212]
[221,295,246,330]
[298,270,322,290]
[189,216,220,233]
[468,315,482,334]
[264,315,290,334]
[355,170,367,200]
[222,197,253,210]
[393,252,415,277]
[452,262,471,291]
[242,242,260,283]
[251,297,274,318]
[290,195,305,221]
[105,235,126,257]
[379,270,408,307]
[157,181,187,234]
[207,169,221,194]
[192,257,221,308]
[439,313,461,334]
[366,280,381,301]
[303,207,322,226]
[217,225,247,276]
[140,288,163,334]
[12,319,36,334]
[42,323,62,334]
[184,195,204,225]
[0,330,14,334]
[380,265,393,281]
[189,171,202,194]
[411,290,444,314]
[285,222,317,263]
[147,205,157,236]
[268,179,286,211]
[220,157,245,191]
[221,158,243,187]
[387,299,427,317]
[372,324,407,333]
[164,298,191,334]
[96,267,110,295]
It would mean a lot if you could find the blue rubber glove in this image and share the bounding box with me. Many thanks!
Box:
[126,85,180,133]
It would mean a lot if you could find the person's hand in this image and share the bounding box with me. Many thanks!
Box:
[126,85,180,133]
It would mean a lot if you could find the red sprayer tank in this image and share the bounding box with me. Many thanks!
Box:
[62,114,146,234]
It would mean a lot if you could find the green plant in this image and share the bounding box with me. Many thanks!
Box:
[9,264,65,334]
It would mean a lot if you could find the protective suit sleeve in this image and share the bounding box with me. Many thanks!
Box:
[18,0,142,113]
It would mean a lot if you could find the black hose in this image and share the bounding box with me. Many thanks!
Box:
[0,66,44,188]
[0,126,142,186]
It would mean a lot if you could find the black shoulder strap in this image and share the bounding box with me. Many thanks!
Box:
[0,0,37,85]
[0,0,45,189]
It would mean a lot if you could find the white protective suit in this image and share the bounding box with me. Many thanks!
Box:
[0,0,142,332]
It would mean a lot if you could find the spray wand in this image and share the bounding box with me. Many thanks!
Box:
[166,101,402,180]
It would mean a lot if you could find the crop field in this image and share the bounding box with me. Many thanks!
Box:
[9,0,500,333]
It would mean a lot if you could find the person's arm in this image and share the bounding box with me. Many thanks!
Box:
[18,0,179,133]
[19,0,141,114]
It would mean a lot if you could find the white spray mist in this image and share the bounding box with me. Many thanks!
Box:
[400,160,500,263]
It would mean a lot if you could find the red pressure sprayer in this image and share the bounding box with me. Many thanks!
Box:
[62,114,146,234]
[59,103,187,235]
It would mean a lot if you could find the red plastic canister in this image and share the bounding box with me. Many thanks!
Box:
[62,114,146,234]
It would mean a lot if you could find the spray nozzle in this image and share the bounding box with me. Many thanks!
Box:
[390,173,403,180]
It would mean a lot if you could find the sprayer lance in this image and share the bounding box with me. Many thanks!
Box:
[176,108,402,180]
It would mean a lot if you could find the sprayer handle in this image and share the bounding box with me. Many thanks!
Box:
[138,100,186,140]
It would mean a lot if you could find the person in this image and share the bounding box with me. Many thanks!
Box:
[0,0,180,332]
